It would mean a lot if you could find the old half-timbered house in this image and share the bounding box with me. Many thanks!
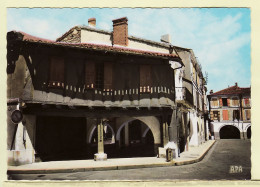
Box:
[7,17,185,165]
[207,83,251,140]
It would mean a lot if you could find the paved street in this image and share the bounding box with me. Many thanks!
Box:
[8,139,251,180]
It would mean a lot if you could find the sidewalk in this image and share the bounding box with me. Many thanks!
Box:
[7,140,215,174]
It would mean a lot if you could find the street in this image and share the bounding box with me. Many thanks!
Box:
[8,139,251,180]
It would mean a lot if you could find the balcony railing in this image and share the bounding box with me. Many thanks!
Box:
[36,84,175,108]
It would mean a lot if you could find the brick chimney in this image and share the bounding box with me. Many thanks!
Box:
[88,18,96,27]
[112,17,128,46]
[210,90,213,94]
[235,82,238,87]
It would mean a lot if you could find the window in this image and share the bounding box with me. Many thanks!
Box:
[244,98,250,107]
[232,97,239,106]
[245,110,251,121]
[233,110,240,121]
[140,65,152,93]
[95,63,104,90]
[222,98,228,106]
[213,111,220,121]
[223,110,229,120]
[85,61,113,91]
[49,56,64,88]
[104,62,113,91]
[211,98,218,107]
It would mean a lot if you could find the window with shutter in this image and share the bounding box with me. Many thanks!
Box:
[211,98,218,107]
[233,110,240,121]
[140,65,152,93]
[49,56,64,88]
[223,110,229,120]
[85,61,96,89]
[95,63,104,90]
[213,111,219,121]
[232,97,239,106]
[245,110,251,120]
[244,98,250,107]
[104,62,113,91]
[222,98,228,106]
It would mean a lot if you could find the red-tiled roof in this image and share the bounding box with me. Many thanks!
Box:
[20,31,55,43]
[17,31,181,61]
[210,85,251,95]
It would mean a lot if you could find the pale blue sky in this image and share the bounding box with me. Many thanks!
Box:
[7,8,251,93]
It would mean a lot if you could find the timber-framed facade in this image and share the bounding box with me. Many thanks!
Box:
[7,17,208,165]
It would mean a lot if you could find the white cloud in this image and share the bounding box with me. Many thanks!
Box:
[7,8,250,92]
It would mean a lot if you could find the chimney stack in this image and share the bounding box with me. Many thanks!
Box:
[161,34,171,43]
[88,18,96,27]
[210,90,213,94]
[112,17,128,46]
[235,82,238,87]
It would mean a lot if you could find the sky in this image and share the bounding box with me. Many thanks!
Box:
[7,8,251,93]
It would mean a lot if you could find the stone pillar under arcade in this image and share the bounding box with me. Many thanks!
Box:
[94,119,107,161]
[124,123,129,147]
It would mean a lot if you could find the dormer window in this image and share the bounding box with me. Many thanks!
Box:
[49,56,64,88]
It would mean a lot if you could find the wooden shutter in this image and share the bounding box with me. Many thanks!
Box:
[246,110,251,120]
[223,110,228,120]
[244,98,249,106]
[210,111,213,120]
[140,65,152,92]
[218,111,220,121]
[219,98,223,107]
[227,98,230,106]
[85,61,95,89]
[232,98,238,106]
[104,62,113,91]
[49,57,64,87]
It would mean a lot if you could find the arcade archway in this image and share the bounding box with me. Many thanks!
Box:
[219,125,240,139]
[247,126,251,139]
[115,119,156,158]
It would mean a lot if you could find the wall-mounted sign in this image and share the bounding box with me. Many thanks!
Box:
[11,110,23,124]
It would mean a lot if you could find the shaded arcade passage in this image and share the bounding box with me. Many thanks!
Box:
[36,116,88,161]
[90,119,155,158]
[219,125,240,139]
[247,126,251,139]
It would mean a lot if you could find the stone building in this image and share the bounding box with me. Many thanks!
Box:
[7,17,208,165]
[174,47,209,152]
[207,83,251,139]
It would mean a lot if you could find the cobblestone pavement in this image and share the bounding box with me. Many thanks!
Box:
[8,139,251,180]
